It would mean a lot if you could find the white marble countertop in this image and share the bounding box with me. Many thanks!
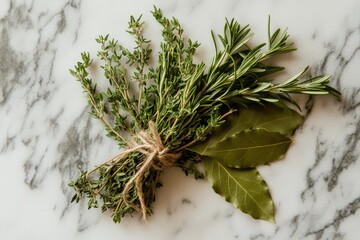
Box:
[1,0,360,239]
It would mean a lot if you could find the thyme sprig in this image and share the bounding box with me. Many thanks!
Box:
[69,7,339,222]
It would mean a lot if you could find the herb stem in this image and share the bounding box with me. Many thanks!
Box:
[87,87,126,143]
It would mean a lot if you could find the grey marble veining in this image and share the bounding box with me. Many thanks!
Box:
[1,0,360,239]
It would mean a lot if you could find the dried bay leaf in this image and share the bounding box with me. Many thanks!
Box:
[188,103,299,222]
[203,157,275,222]
[202,129,291,168]
[189,103,302,155]
[232,103,303,134]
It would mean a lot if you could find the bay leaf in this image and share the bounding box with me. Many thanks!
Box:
[232,103,303,134]
[203,157,275,222]
[204,129,292,168]
[189,103,302,155]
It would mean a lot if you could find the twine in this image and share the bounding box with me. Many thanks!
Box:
[117,121,180,220]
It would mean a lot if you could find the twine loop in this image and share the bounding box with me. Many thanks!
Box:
[118,121,180,220]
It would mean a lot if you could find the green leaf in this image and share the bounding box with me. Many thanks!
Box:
[203,157,275,222]
[203,129,292,168]
[189,103,302,155]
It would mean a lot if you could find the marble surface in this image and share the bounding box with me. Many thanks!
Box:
[1,0,360,239]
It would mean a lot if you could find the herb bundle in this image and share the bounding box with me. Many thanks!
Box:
[69,7,340,223]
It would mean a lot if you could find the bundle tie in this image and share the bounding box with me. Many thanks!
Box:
[115,121,180,220]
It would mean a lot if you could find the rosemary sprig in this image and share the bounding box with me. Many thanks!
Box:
[69,7,339,223]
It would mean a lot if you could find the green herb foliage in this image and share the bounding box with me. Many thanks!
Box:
[189,103,303,221]
[69,7,340,223]
[203,158,275,223]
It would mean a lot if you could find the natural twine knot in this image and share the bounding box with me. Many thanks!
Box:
[120,121,181,220]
